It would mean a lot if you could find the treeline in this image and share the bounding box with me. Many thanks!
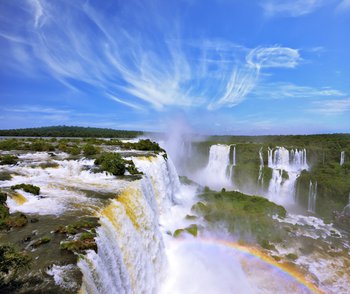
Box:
[0,126,143,138]
[209,133,350,149]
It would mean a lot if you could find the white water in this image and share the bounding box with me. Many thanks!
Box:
[2,147,349,293]
[79,178,166,294]
[340,151,345,166]
[1,158,127,215]
[267,147,308,205]
[79,155,181,294]
[46,264,79,290]
[257,147,264,191]
[228,145,236,182]
[195,144,233,190]
[307,181,317,213]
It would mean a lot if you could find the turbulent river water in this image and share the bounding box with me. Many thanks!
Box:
[0,143,349,293]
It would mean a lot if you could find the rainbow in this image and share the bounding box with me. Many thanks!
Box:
[175,237,324,294]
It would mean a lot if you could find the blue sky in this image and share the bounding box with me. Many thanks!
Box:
[0,0,349,135]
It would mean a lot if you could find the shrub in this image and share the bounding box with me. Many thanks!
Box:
[11,184,40,195]
[83,144,99,157]
[0,139,22,151]
[68,145,81,156]
[32,236,51,248]
[0,193,7,205]
[0,172,12,181]
[94,153,126,176]
[0,155,18,165]
[0,245,31,276]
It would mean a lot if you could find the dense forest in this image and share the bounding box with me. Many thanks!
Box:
[0,126,143,138]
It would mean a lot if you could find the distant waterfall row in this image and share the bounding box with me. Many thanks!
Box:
[267,147,308,172]
[308,180,317,213]
[201,144,236,190]
[78,155,180,294]
[267,147,308,206]
[202,144,311,208]
[340,151,345,166]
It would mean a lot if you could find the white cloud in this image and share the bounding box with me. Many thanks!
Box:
[106,94,144,111]
[311,98,350,114]
[3,106,71,115]
[31,0,44,28]
[253,82,346,99]
[207,68,258,110]
[0,1,305,112]
[261,0,328,17]
[246,47,301,69]
[336,0,350,10]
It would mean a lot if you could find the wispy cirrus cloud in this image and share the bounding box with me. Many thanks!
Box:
[253,82,347,99]
[0,0,303,112]
[246,47,301,69]
[311,98,350,114]
[3,106,71,115]
[261,0,329,17]
[336,0,350,11]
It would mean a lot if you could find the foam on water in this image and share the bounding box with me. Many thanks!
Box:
[46,264,79,290]
[267,147,308,205]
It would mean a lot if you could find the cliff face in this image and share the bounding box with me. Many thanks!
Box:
[186,137,350,219]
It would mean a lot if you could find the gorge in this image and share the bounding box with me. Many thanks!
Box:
[0,134,349,294]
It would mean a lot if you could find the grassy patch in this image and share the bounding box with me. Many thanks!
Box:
[10,184,40,195]
[0,155,18,165]
[192,190,287,244]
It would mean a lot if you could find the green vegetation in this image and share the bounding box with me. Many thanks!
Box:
[2,213,28,229]
[83,144,100,157]
[1,192,28,229]
[281,170,289,180]
[192,190,287,244]
[11,184,40,195]
[28,140,55,152]
[192,133,350,218]
[0,172,12,181]
[60,238,97,253]
[94,152,126,176]
[286,253,298,261]
[31,236,51,248]
[0,155,18,165]
[0,245,31,287]
[123,139,164,152]
[94,152,142,176]
[0,192,28,230]
[55,219,98,253]
[259,239,276,251]
[38,162,59,169]
[173,224,198,238]
[54,219,97,235]
[0,139,22,151]
[0,193,7,205]
[0,126,143,138]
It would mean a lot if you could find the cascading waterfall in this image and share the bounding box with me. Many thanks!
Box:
[340,151,345,166]
[307,181,317,213]
[258,147,264,189]
[228,145,236,181]
[200,144,232,190]
[267,147,308,205]
[78,154,180,294]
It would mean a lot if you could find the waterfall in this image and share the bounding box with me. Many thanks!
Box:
[258,147,264,187]
[228,145,236,182]
[201,144,232,190]
[232,145,236,166]
[267,147,308,205]
[340,151,345,166]
[307,181,317,213]
[132,155,181,212]
[78,155,179,294]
